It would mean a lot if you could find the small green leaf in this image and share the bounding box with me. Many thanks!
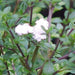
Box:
[58,1,65,6]
[3,51,14,60]
[43,61,54,75]
[3,6,11,13]
[52,17,62,23]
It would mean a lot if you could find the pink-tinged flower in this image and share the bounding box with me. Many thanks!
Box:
[15,23,33,35]
[33,34,46,42]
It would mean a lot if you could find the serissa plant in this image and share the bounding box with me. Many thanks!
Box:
[0,0,75,75]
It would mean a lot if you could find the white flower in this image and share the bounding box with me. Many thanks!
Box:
[33,34,46,42]
[32,18,49,42]
[35,18,49,30]
[15,18,49,42]
[15,23,33,35]
[15,24,23,35]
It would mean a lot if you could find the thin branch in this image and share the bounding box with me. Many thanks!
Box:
[30,2,33,25]
[67,28,74,36]
[58,51,75,60]
[14,6,30,25]
[12,61,17,75]
[31,46,39,66]
[53,70,60,75]
[0,47,10,75]
[12,0,42,28]
[4,62,10,75]
[6,21,24,57]
[50,25,66,59]
[13,0,20,14]
[6,21,31,71]
[37,60,48,75]
[53,69,65,75]
[0,45,18,55]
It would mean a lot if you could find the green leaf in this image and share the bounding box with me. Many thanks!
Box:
[54,6,63,13]
[43,61,54,75]
[70,70,75,74]
[63,0,70,9]
[3,51,14,60]
[56,23,63,30]
[64,10,69,19]
[3,6,11,13]
[69,11,75,19]
[36,2,46,8]
[20,38,28,49]
[33,7,41,13]
[52,0,61,4]
[58,1,65,6]
[52,17,62,23]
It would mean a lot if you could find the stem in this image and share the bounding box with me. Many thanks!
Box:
[13,0,42,27]
[0,47,10,75]
[58,51,75,60]
[53,70,60,75]
[50,25,66,59]
[14,7,30,25]
[13,0,20,14]
[30,2,33,25]
[37,60,48,75]
[16,44,25,57]
[6,21,24,57]
[12,61,17,75]
[67,28,74,36]
[6,21,31,71]
[47,3,54,43]
[31,46,39,66]
[4,62,10,75]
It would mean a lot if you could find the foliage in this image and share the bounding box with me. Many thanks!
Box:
[0,0,75,75]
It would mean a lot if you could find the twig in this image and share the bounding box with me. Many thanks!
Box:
[30,2,33,25]
[0,45,18,55]
[12,0,42,28]
[6,21,31,71]
[53,69,65,75]
[31,46,39,66]
[13,0,20,14]
[67,28,74,36]
[12,61,17,75]
[4,62,10,75]
[6,21,25,57]
[0,47,10,75]
[14,6,30,25]
[58,51,75,60]
[37,60,48,75]
[50,25,66,59]
[53,70,60,75]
